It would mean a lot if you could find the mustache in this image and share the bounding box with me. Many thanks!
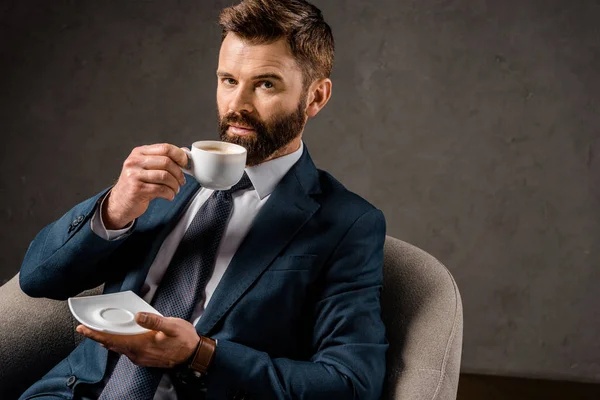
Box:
[222,112,263,131]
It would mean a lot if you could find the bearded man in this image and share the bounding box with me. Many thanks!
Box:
[18,1,387,399]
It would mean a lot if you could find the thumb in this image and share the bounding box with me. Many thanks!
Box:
[136,312,178,336]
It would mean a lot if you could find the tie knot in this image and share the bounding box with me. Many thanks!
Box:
[225,172,253,194]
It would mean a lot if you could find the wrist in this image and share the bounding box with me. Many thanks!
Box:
[102,191,131,230]
[183,334,201,364]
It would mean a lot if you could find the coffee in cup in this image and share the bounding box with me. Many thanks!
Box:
[199,146,235,154]
[181,141,247,190]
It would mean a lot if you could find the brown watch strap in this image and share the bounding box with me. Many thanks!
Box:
[189,336,216,375]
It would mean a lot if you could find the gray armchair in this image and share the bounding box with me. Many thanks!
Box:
[0,236,463,399]
[381,237,463,399]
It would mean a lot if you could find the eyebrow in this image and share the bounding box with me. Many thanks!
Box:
[216,71,284,82]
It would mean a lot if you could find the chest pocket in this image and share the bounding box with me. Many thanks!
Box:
[267,254,318,271]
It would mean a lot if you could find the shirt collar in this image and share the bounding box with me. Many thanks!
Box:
[245,141,304,200]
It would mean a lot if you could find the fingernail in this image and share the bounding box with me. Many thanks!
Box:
[139,312,147,323]
[183,176,186,185]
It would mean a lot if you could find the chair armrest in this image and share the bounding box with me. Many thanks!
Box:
[0,274,102,398]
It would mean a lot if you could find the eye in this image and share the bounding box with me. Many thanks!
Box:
[259,81,275,90]
[222,78,237,86]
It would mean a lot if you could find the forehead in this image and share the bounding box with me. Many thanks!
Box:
[218,33,301,77]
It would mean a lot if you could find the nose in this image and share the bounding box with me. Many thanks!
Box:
[228,86,254,114]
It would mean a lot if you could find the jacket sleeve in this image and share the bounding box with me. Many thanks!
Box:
[204,209,388,400]
[18,186,134,300]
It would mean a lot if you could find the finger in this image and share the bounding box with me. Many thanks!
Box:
[139,169,181,195]
[137,182,177,202]
[180,147,192,170]
[141,155,186,186]
[136,312,179,336]
[76,325,114,347]
[140,143,189,169]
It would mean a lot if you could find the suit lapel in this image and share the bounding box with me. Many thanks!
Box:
[195,150,321,336]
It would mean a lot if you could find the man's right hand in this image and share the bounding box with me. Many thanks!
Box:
[102,143,189,230]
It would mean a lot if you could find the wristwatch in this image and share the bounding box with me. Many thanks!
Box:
[189,336,217,376]
[174,335,217,386]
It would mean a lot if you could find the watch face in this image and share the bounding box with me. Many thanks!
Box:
[191,370,204,378]
[173,368,205,386]
[171,369,208,398]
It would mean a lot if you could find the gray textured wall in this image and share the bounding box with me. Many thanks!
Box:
[1,0,599,383]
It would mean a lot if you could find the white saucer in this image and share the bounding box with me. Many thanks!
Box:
[68,291,162,335]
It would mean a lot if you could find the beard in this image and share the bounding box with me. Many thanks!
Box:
[218,93,307,166]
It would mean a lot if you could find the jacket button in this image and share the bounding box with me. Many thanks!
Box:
[69,215,85,233]
[66,375,77,388]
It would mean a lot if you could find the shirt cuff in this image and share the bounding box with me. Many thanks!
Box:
[90,191,135,241]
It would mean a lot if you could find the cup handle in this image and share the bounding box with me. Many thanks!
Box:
[181,148,193,176]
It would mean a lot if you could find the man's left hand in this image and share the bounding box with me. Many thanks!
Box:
[76,312,200,369]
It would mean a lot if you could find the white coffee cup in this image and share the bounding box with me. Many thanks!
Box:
[181,141,247,190]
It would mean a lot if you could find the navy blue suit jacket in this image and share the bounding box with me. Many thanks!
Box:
[19,148,387,400]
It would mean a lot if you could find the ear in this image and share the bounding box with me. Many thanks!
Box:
[306,78,332,118]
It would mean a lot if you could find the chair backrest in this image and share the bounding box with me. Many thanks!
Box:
[0,236,463,399]
[381,236,463,400]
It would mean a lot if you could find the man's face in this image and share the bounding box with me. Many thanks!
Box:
[216,33,308,166]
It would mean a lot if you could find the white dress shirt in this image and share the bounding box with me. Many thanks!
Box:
[90,142,304,399]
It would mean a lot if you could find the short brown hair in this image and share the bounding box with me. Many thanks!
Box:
[219,0,335,86]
